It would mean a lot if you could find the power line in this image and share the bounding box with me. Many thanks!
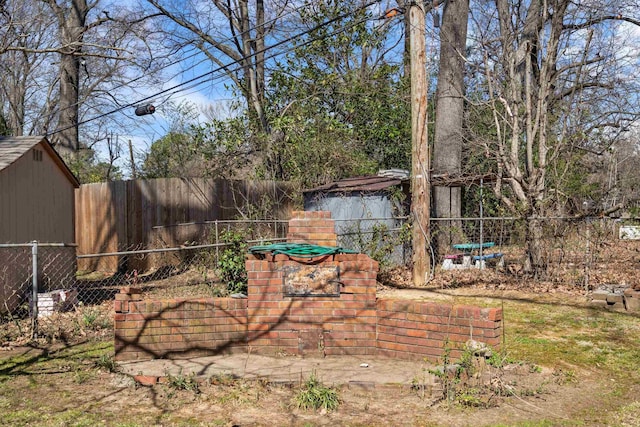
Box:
[46,0,387,137]
[173,18,407,105]
[43,1,328,126]
[163,2,394,107]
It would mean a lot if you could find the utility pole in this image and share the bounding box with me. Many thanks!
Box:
[409,1,430,286]
[128,139,137,179]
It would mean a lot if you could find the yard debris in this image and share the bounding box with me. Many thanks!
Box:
[624,288,640,311]
[37,289,78,317]
[466,339,493,358]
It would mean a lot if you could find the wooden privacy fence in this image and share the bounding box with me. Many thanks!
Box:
[75,177,297,273]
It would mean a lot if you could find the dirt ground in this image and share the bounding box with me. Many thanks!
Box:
[1,343,632,427]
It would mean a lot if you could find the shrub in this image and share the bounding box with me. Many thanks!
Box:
[217,229,248,294]
[95,354,117,372]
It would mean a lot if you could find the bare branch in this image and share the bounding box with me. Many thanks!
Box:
[146,0,242,62]
[551,55,604,79]
[563,15,640,31]
[554,82,615,101]
[4,43,130,59]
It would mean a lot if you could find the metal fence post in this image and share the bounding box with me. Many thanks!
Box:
[31,240,38,339]
[215,220,219,265]
[479,178,484,269]
[584,219,591,292]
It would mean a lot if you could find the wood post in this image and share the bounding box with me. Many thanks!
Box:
[409,2,430,286]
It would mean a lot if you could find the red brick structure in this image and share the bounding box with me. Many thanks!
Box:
[376,300,502,360]
[114,211,502,361]
[115,291,248,360]
[245,253,379,356]
[286,210,337,247]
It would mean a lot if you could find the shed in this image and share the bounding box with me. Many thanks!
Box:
[303,170,410,265]
[0,136,79,313]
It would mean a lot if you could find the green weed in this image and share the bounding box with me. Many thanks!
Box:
[294,372,340,411]
[456,388,484,407]
[78,308,111,331]
[73,366,94,384]
[428,340,463,404]
[95,353,117,372]
[217,229,249,294]
[411,365,432,400]
[165,370,200,394]
[81,310,99,327]
[528,364,542,374]
[487,351,518,369]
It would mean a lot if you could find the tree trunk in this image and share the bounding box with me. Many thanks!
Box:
[397,0,411,78]
[48,0,89,155]
[6,51,26,136]
[55,50,81,153]
[255,0,265,104]
[2,21,30,136]
[524,216,546,278]
[432,0,469,251]
[239,0,268,133]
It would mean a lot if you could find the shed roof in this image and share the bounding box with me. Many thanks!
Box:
[304,171,499,195]
[304,174,408,194]
[0,136,80,187]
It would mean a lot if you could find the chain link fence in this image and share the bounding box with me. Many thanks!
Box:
[0,243,76,319]
[1,220,288,339]
[3,216,639,340]
[429,216,640,287]
[335,217,412,268]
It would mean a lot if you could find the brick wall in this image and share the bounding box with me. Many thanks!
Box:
[376,299,502,360]
[114,288,248,361]
[113,211,503,362]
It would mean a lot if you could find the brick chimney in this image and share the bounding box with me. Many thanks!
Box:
[286,211,337,247]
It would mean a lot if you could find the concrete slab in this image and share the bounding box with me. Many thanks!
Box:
[117,353,437,388]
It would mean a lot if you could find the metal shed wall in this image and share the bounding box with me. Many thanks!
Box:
[304,192,408,265]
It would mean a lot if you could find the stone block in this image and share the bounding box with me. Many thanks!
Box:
[591,290,609,301]
[590,300,609,309]
[624,289,640,312]
[606,293,624,304]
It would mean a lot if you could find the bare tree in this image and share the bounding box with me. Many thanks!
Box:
[43,0,98,153]
[468,0,640,275]
[0,0,177,182]
[144,0,291,133]
[0,0,166,158]
[0,1,57,136]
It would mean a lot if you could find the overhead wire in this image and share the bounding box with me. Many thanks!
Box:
[36,45,201,129]
[45,0,390,137]
[141,0,387,111]
[42,0,343,130]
